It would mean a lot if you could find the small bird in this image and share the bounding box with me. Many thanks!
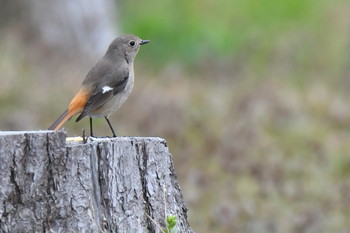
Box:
[48,34,150,137]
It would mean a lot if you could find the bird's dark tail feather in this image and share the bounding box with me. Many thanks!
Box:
[48,109,70,130]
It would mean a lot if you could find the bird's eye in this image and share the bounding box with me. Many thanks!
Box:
[129,40,136,47]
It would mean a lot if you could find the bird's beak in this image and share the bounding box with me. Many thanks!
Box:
[140,40,150,45]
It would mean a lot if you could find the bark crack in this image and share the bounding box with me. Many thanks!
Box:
[46,134,55,195]
[90,144,106,231]
[10,154,21,204]
[138,142,155,232]
[45,133,55,231]
[96,145,104,205]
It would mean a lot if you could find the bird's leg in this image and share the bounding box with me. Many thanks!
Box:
[105,116,117,137]
[82,129,87,144]
[90,117,94,137]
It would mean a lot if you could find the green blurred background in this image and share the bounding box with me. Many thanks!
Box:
[1,0,350,232]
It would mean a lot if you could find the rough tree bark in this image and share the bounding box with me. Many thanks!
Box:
[0,131,193,233]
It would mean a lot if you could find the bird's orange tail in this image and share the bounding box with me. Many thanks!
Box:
[48,87,90,130]
[48,109,76,130]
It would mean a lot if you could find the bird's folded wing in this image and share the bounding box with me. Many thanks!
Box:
[76,71,129,122]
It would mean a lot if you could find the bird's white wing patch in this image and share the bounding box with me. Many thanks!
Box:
[102,86,113,93]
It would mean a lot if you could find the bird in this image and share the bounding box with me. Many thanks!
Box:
[48,34,150,137]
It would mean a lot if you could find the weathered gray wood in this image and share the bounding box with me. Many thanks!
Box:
[0,131,193,233]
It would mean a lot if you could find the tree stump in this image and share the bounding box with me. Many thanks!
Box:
[0,131,193,233]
